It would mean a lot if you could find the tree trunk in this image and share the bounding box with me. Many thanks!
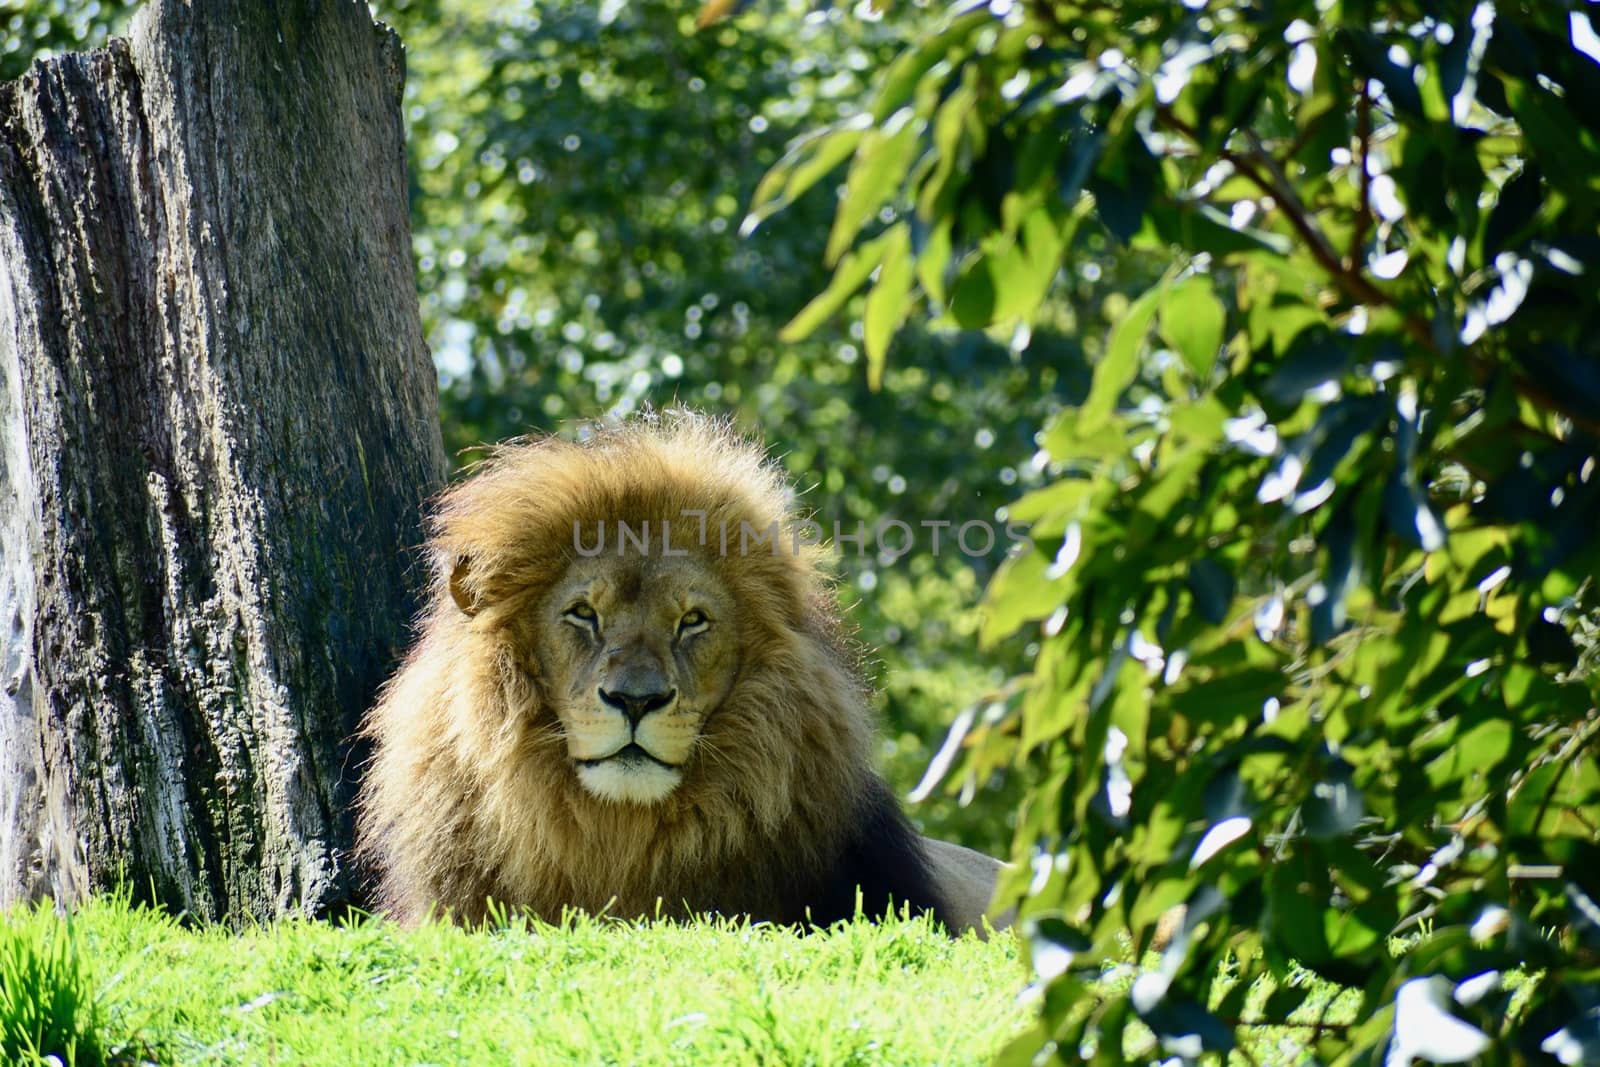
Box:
[0,0,446,922]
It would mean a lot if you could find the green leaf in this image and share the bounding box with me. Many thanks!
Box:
[1505,78,1600,199]
[778,229,895,342]
[1508,761,1600,838]
[1426,719,1513,788]
[917,74,980,222]
[981,544,1066,646]
[744,118,870,236]
[913,216,953,306]
[990,1024,1055,1067]
[1080,284,1161,434]
[863,225,914,389]
[1160,277,1226,380]
[1145,201,1292,258]
[949,254,998,329]
[1170,668,1283,727]
[1133,446,1209,530]
[985,243,1032,324]
[1005,478,1092,532]
[1268,865,1330,965]
[1323,900,1386,958]
[1187,559,1234,626]
[825,112,921,266]
[870,10,987,122]
[997,207,1069,325]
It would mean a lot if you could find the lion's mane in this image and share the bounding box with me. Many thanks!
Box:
[355,413,948,927]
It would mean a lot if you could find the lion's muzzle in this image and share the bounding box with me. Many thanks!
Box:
[567,656,699,804]
[597,683,677,726]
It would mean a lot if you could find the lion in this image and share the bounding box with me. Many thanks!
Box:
[354,411,1008,935]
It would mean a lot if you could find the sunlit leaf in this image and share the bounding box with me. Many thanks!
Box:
[863,225,915,389]
[825,112,922,266]
[1426,719,1513,787]
[1159,276,1226,381]
[745,118,871,236]
[778,228,896,342]
[1079,283,1161,433]
[981,544,1065,646]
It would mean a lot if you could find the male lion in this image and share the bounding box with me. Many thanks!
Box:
[355,412,1007,934]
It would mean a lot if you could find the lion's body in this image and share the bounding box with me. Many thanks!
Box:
[355,414,1005,932]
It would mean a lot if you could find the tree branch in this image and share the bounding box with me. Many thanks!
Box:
[1152,104,1600,440]
[1530,712,1600,839]
[1349,79,1373,273]
[1220,1014,1355,1035]
[1153,104,1435,351]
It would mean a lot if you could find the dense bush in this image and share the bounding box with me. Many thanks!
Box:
[757,0,1600,1060]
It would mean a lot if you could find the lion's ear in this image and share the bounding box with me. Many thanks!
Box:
[449,555,481,617]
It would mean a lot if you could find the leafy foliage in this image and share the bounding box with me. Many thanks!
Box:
[765,0,1600,1060]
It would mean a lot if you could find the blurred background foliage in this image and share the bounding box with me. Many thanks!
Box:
[0,0,132,81]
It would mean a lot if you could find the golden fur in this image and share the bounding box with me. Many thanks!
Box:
[355,412,996,927]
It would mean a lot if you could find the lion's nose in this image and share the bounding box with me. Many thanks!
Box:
[598,686,676,726]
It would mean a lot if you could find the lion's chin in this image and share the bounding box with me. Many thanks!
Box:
[576,757,683,805]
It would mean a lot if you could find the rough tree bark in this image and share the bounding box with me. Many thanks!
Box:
[0,0,446,921]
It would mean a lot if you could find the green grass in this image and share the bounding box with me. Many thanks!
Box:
[3,896,1026,1066]
[0,904,105,1065]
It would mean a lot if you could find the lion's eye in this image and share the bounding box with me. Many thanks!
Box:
[678,609,709,636]
[563,602,599,630]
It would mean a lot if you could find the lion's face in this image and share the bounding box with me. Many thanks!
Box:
[532,554,739,805]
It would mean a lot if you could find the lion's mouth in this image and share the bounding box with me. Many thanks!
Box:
[577,743,680,770]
